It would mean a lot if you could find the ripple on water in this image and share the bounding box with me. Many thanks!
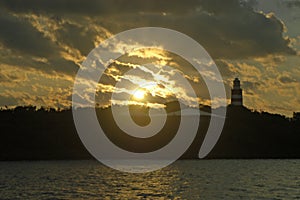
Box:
[0,160,299,199]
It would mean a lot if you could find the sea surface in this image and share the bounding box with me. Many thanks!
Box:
[0,160,299,199]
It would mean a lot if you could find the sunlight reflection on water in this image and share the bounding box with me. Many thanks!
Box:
[0,160,299,199]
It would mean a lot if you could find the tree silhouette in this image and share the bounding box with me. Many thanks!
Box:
[0,105,299,160]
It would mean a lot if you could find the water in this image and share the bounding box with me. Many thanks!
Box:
[0,160,299,199]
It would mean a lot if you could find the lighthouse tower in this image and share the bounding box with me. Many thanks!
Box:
[231,78,243,106]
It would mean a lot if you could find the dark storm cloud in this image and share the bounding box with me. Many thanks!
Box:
[56,22,95,56]
[106,0,295,59]
[0,9,57,57]
[0,10,80,75]
[0,0,200,15]
[0,0,296,63]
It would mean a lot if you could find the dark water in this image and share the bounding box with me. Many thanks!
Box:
[0,160,299,199]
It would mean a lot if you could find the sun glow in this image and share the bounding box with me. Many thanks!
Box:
[133,89,145,100]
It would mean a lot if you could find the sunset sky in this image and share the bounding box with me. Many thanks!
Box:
[0,0,300,116]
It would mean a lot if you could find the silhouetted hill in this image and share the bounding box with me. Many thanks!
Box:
[0,105,299,160]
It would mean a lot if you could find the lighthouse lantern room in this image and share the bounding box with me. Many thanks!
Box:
[231,78,243,106]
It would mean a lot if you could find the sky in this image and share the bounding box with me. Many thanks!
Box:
[0,0,299,116]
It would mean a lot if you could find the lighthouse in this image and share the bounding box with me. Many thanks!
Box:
[231,78,243,106]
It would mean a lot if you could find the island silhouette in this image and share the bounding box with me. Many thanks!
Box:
[0,102,299,161]
[1,78,300,160]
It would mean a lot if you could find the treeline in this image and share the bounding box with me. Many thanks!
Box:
[0,106,90,160]
[210,106,300,158]
[0,104,299,160]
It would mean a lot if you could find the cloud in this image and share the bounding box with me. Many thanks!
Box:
[0,9,58,57]
[90,0,295,59]
[0,64,28,86]
[220,54,300,116]
[0,0,201,15]
[283,0,300,8]
[0,64,74,108]
[0,0,299,116]
[0,0,296,59]
[278,74,297,84]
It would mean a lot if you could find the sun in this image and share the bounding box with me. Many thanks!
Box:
[133,89,145,100]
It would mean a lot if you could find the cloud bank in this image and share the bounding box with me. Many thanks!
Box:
[0,0,299,116]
